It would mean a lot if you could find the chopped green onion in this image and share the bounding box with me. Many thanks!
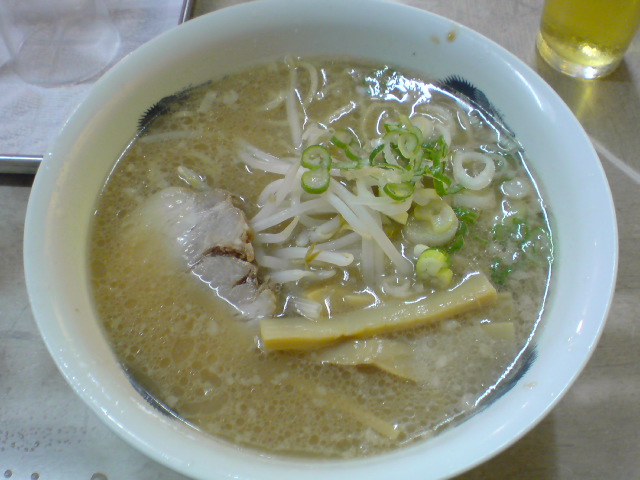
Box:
[301,145,332,170]
[331,129,361,161]
[415,248,453,288]
[446,232,465,254]
[343,148,361,161]
[383,123,398,134]
[390,114,422,138]
[383,129,401,146]
[491,259,512,286]
[489,217,551,285]
[331,129,359,148]
[432,177,450,197]
[397,131,421,159]
[491,223,510,242]
[411,136,461,196]
[369,144,385,165]
[423,136,448,162]
[383,182,414,201]
[444,183,465,195]
[396,113,412,128]
[446,206,479,254]
[333,158,361,170]
[301,168,330,194]
[492,216,529,243]
[452,206,479,224]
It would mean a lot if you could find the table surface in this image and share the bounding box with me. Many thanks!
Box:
[1,1,639,479]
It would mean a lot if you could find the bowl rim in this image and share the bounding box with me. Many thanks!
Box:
[24,0,618,479]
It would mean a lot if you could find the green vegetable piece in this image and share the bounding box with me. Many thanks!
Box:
[492,216,529,244]
[333,158,361,170]
[490,259,512,286]
[446,207,479,253]
[369,144,385,165]
[491,223,510,242]
[331,129,361,161]
[416,248,453,288]
[331,129,359,148]
[446,230,465,254]
[397,131,421,159]
[418,136,463,196]
[452,206,479,224]
[383,182,414,201]
[301,168,330,194]
[301,145,332,170]
[423,136,448,162]
[489,217,552,285]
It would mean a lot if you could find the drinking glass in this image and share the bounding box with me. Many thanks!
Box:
[0,0,120,87]
[537,0,640,79]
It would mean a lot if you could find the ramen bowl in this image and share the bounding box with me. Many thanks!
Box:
[24,0,617,479]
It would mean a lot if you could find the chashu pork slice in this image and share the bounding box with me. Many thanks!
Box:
[123,186,275,318]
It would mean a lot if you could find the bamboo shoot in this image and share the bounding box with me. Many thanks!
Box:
[289,378,400,440]
[260,272,497,350]
[311,338,420,382]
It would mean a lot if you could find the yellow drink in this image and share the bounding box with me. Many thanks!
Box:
[537,0,640,78]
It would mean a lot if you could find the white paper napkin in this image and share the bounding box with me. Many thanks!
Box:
[0,0,185,156]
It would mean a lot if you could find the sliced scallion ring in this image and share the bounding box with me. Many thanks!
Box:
[333,158,360,170]
[301,168,330,194]
[331,129,357,149]
[397,115,423,138]
[415,248,453,288]
[331,129,361,160]
[382,129,400,144]
[301,145,332,170]
[397,131,421,159]
[369,144,385,164]
[383,181,414,201]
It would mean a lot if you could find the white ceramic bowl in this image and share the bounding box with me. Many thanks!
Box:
[24,1,618,479]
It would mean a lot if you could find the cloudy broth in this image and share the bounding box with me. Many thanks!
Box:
[89,58,552,458]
